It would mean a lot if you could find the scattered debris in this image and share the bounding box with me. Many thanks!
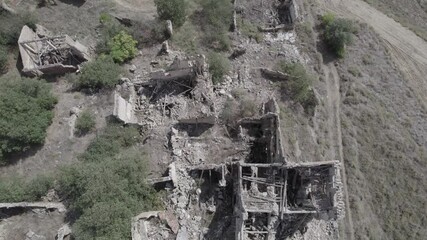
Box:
[132,211,178,240]
[230,46,247,59]
[25,230,46,240]
[56,224,71,240]
[260,68,289,81]
[129,64,137,73]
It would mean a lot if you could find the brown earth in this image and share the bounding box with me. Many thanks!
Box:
[308,0,427,239]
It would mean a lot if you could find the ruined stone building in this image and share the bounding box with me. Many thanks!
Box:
[18,25,90,76]
[122,70,342,239]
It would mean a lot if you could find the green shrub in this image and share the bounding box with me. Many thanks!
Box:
[108,31,138,63]
[201,0,233,51]
[154,0,187,28]
[0,76,57,163]
[172,21,200,54]
[322,14,356,58]
[77,56,122,90]
[0,177,28,202]
[0,45,7,72]
[239,17,263,43]
[99,12,112,24]
[0,174,54,202]
[208,52,230,85]
[205,31,232,51]
[57,123,161,239]
[75,110,96,135]
[321,12,335,26]
[25,175,54,200]
[96,19,127,55]
[0,12,37,46]
[79,123,140,163]
[277,61,317,114]
[201,0,232,30]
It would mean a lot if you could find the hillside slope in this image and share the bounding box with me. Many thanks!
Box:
[338,25,427,239]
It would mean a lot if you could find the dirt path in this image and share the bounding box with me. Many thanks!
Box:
[317,0,427,239]
[322,63,355,240]
[318,0,427,110]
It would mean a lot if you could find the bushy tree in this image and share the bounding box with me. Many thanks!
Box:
[77,56,121,90]
[75,110,96,135]
[57,123,162,239]
[154,0,187,28]
[208,52,230,85]
[322,14,356,58]
[0,76,57,163]
[109,31,138,63]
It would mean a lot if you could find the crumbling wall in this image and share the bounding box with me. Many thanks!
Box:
[113,92,138,124]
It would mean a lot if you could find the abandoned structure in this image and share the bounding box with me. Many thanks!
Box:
[123,84,342,239]
[18,25,90,76]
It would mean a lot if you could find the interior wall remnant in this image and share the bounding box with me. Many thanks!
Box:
[278,0,298,26]
[113,91,138,125]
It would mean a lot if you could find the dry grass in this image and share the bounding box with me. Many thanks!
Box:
[338,24,427,239]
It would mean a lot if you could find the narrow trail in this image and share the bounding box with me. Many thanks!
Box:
[323,63,355,240]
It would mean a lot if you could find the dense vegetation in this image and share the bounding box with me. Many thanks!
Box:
[58,123,162,239]
[75,110,96,135]
[321,13,356,58]
[0,75,57,163]
[276,61,317,114]
[109,31,138,63]
[201,0,233,51]
[208,52,230,85]
[77,56,121,90]
[96,16,138,63]
[0,174,54,202]
[154,0,187,28]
